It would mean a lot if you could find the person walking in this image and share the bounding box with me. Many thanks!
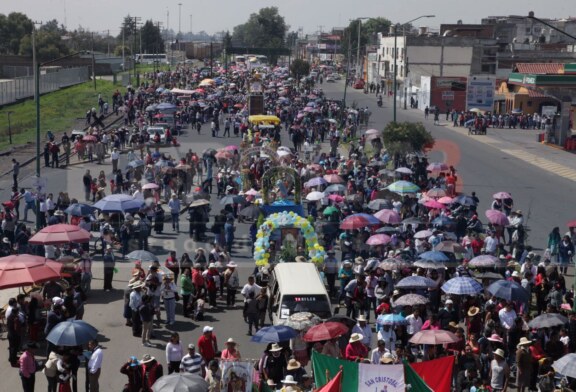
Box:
[12,159,19,189]
[111,147,120,173]
[129,281,144,338]
[82,170,92,202]
[180,268,194,317]
[168,194,181,232]
[179,344,205,376]
[19,342,38,392]
[165,332,184,374]
[224,261,240,307]
[103,245,115,291]
[489,348,509,392]
[161,275,177,325]
[87,340,103,392]
[139,295,155,347]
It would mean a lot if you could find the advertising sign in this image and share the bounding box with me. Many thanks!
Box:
[466,76,496,112]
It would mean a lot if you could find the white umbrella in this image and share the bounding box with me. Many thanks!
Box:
[306,191,325,201]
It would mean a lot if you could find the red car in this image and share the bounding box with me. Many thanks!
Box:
[353,79,365,89]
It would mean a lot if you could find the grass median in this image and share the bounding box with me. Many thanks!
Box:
[0,79,120,151]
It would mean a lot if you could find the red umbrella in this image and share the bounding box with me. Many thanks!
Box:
[303,322,349,342]
[409,330,461,345]
[438,196,453,204]
[366,234,392,246]
[373,209,401,224]
[323,174,345,184]
[567,220,576,228]
[339,214,380,230]
[0,255,62,289]
[485,209,510,226]
[29,224,91,245]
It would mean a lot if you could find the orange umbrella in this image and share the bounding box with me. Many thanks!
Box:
[0,255,62,289]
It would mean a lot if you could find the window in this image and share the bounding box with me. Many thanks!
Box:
[525,27,531,34]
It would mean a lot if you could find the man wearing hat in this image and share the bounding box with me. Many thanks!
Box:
[179,344,205,377]
[352,315,372,347]
[515,337,533,392]
[120,356,143,392]
[168,193,181,232]
[140,354,163,391]
[345,333,368,361]
[129,280,144,337]
[279,375,302,392]
[438,299,457,330]
[285,358,307,384]
[263,343,287,385]
[103,244,115,291]
[197,326,218,363]
[490,348,510,392]
[224,261,240,307]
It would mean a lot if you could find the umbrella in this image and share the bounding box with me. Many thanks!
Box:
[327,194,344,203]
[215,150,233,160]
[424,200,447,209]
[202,148,216,157]
[427,188,447,198]
[224,145,239,151]
[145,104,157,112]
[567,220,576,228]
[528,313,569,329]
[323,174,344,184]
[373,209,401,224]
[553,353,576,378]
[368,199,393,210]
[426,162,449,172]
[419,251,449,262]
[306,191,325,201]
[387,180,420,194]
[324,184,346,193]
[189,199,210,208]
[431,216,454,228]
[488,280,530,302]
[493,191,512,199]
[394,294,429,306]
[325,315,356,329]
[365,129,380,135]
[142,183,159,190]
[453,195,477,206]
[395,167,413,175]
[414,230,433,239]
[156,102,176,110]
[469,255,499,268]
[29,224,91,245]
[306,177,328,187]
[303,322,349,342]
[175,164,192,171]
[82,135,97,143]
[369,161,387,168]
[377,313,408,326]
[442,277,484,295]
[239,204,262,220]
[126,159,145,169]
[339,213,380,230]
[280,312,321,331]
[323,206,339,215]
[250,325,298,343]
[402,217,423,225]
[396,276,436,289]
[220,195,244,206]
[366,234,392,246]
[474,272,504,280]
[64,203,96,217]
[409,330,460,345]
[375,226,399,234]
[434,241,464,253]
[378,259,411,271]
[152,373,208,392]
[46,320,98,346]
[245,188,261,197]
[127,250,159,263]
[485,209,509,226]
[413,260,445,269]
[93,194,143,213]
[0,255,62,289]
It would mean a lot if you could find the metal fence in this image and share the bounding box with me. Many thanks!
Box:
[0,67,90,106]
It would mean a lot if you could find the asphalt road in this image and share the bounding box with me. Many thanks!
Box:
[0,79,573,390]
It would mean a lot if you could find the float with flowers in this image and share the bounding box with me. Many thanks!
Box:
[254,211,326,266]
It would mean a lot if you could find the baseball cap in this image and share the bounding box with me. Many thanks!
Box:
[203,326,214,333]
[188,344,195,350]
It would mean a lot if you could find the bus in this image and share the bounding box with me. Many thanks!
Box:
[134,54,169,65]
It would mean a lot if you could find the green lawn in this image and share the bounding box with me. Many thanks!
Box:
[0,79,120,151]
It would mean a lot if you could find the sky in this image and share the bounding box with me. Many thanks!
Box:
[1,0,575,36]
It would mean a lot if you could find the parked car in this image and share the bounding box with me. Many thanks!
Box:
[329,73,341,80]
[353,79,365,89]
[325,75,336,83]
[146,126,166,143]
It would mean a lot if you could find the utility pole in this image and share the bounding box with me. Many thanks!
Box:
[33,24,41,230]
[6,111,14,144]
[91,32,96,90]
[190,14,193,37]
[178,3,182,37]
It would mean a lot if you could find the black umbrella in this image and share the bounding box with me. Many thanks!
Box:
[326,315,356,329]
[528,313,568,329]
[239,204,263,220]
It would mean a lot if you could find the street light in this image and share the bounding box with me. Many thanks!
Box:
[178,3,182,36]
[393,15,435,123]
[355,17,369,78]
[343,17,369,112]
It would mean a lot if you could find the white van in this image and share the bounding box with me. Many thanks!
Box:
[267,263,332,325]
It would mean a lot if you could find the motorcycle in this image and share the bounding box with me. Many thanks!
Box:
[377,99,383,107]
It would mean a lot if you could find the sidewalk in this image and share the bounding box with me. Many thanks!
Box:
[439,120,576,183]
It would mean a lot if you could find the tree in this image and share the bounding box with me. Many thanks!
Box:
[231,7,288,48]
[0,12,34,54]
[290,59,310,82]
[19,28,70,61]
[140,20,164,53]
[381,121,435,156]
[341,17,391,57]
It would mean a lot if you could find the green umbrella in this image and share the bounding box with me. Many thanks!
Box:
[323,206,339,215]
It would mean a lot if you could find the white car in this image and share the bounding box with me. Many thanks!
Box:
[329,73,341,80]
[146,127,166,143]
[325,75,336,83]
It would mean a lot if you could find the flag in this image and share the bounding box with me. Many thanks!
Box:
[220,360,253,392]
[315,369,343,392]
[311,351,407,391]
[403,360,433,392]
[410,355,455,392]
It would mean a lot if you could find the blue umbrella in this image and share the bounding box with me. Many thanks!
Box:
[46,320,98,346]
[64,203,96,217]
[306,177,327,187]
[93,194,143,213]
[432,216,455,227]
[350,213,381,225]
[441,277,483,295]
[487,280,530,302]
[127,250,159,263]
[324,184,346,193]
[156,102,176,110]
[126,159,145,169]
[452,195,477,207]
[376,313,408,326]
[396,276,436,289]
[250,325,298,343]
[419,251,449,262]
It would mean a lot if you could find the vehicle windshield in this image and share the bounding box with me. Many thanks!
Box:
[280,295,331,319]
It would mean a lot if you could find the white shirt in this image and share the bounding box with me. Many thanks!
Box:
[405,314,423,335]
[484,236,498,253]
[370,347,390,364]
[352,323,372,347]
[45,245,57,259]
[88,347,103,374]
[241,283,262,300]
[377,329,397,351]
[498,308,517,330]
[111,151,120,160]
[166,342,184,363]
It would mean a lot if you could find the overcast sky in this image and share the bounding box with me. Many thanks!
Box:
[1,0,574,36]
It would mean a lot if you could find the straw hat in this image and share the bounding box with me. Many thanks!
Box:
[140,354,156,364]
[380,352,394,364]
[487,334,503,343]
[281,375,298,385]
[286,359,301,371]
[226,338,236,345]
[517,337,533,348]
[493,348,505,358]
[356,315,367,323]
[467,307,480,317]
[269,343,283,352]
[349,333,364,343]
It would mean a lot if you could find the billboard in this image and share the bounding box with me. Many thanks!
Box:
[466,75,496,112]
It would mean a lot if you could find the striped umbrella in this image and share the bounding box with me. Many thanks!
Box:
[387,180,420,194]
[396,276,436,289]
[441,277,483,295]
[378,259,411,271]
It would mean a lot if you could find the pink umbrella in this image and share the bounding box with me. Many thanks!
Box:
[438,196,453,204]
[427,162,449,172]
[493,191,511,199]
[485,209,510,226]
[328,194,344,203]
[323,174,345,184]
[366,234,392,246]
[224,145,239,151]
[215,150,233,160]
[414,230,433,239]
[424,200,446,209]
[373,209,402,224]
[142,183,159,190]
[409,330,461,345]
[29,224,91,245]
[426,188,447,198]
[245,188,261,196]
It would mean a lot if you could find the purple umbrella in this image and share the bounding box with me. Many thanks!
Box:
[306,177,328,187]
